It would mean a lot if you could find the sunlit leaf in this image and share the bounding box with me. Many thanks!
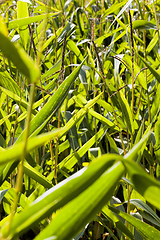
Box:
[33,162,125,240]
[132,20,157,30]
[6,12,60,30]
[0,32,40,83]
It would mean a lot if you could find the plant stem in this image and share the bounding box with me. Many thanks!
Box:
[7,83,36,236]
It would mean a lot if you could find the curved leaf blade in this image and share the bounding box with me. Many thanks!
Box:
[0,155,122,239]
[34,162,125,240]
[6,12,60,30]
[0,32,40,83]
[18,59,86,142]
[110,206,160,240]
[123,159,160,211]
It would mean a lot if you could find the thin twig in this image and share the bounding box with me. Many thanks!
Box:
[110,84,128,97]
[28,84,52,96]
[42,70,63,82]
[135,67,147,82]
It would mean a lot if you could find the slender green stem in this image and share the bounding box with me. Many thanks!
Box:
[7,83,36,235]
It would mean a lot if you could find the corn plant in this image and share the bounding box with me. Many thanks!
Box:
[0,0,160,239]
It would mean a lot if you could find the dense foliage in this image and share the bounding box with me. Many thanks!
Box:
[0,0,160,239]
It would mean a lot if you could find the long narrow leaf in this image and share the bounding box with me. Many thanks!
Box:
[123,159,160,210]
[0,32,40,83]
[0,128,62,165]
[110,206,160,239]
[0,155,122,239]
[6,12,60,30]
[17,59,86,142]
[34,162,125,240]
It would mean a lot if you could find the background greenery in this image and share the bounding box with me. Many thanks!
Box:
[0,0,160,239]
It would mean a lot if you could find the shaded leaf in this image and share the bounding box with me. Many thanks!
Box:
[110,206,160,240]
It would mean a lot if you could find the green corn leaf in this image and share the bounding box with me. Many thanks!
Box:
[0,128,63,186]
[76,7,84,36]
[95,27,123,47]
[3,188,31,211]
[103,1,128,19]
[0,109,12,131]
[41,59,61,82]
[17,1,29,49]
[6,12,60,30]
[0,86,29,109]
[97,99,113,112]
[64,111,79,151]
[0,61,85,184]
[58,92,103,139]
[123,159,160,211]
[33,162,125,240]
[116,18,144,45]
[102,206,134,239]
[67,39,84,62]
[0,92,5,109]
[0,32,40,83]
[88,109,118,130]
[51,22,76,51]
[0,128,62,165]
[87,46,95,67]
[125,130,151,160]
[85,0,97,8]
[23,162,53,189]
[106,132,119,154]
[118,91,134,134]
[130,199,160,225]
[132,20,157,30]
[138,53,160,83]
[58,125,108,173]
[0,70,22,96]
[0,110,16,127]
[107,0,133,32]
[0,154,122,239]
[18,59,86,142]
[134,119,145,145]
[146,32,158,54]
[139,211,160,228]
[110,206,160,239]
[42,33,55,51]
[123,54,147,90]
[96,215,119,240]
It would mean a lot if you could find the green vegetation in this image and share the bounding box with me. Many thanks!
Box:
[0,0,160,239]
